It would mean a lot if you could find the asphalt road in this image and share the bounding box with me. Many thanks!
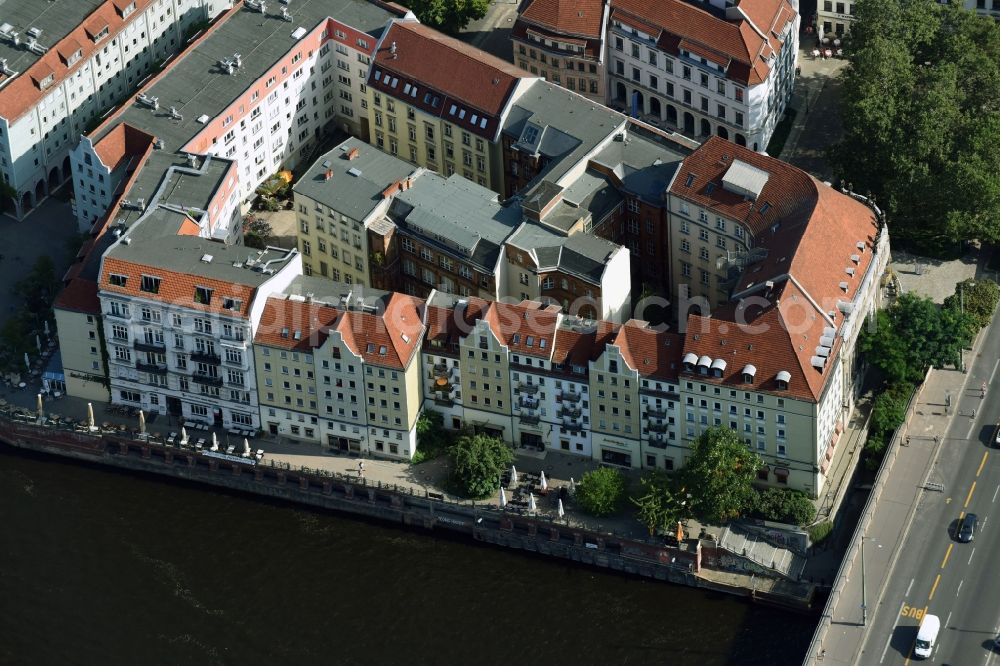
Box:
[859,319,1000,665]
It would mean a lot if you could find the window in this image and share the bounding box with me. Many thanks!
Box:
[194,286,212,305]
[109,274,128,287]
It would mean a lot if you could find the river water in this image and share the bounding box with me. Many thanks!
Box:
[0,448,816,665]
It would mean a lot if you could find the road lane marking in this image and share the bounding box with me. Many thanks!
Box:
[994,484,999,503]
[970,547,976,565]
[946,611,952,627]
[930,574,941,600]
[902,606,928,666]
[979,451,990,477]
[991,358,1000,385]
[941,543,954,568]
[966,481,977,508]
[883,601,908,663]
[905,578,914,597]
[957,579,964,597]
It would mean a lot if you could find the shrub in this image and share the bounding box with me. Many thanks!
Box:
[448,433,513,499]
[576,467,627,517]
[750,488,817,526]
[809,521,834,546]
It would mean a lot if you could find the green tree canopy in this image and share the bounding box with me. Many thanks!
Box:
[630,470,685,535]
[242,215,274,250]
[943,279,1000,330]
[682,426,761,525]
[402,0,489,33]
[860,292,973,383]
[831,0,1000,250]
[576,466,627,517]
[447,432,512,498]
[749,488,817,527]
[865,381,914,466]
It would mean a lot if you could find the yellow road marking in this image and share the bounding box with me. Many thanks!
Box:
[978,451,989,477]
[941,543,954,569]
[965,481,977,508]
[929,574,941,600]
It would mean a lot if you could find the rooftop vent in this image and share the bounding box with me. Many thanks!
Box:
[324,169,333,181]
[846,267,855,276]
[810,356,827,370]
[26,27,42,39]
[839,281,849,291]
[121,237,131,245]
[348,167,363,177]
[169,106,183,120]
[856,241,865,252]
[390,41,397,58]
[851,254,860,264]
[201,254,214,263]
[137,93,159,110]
[196,114,210,124]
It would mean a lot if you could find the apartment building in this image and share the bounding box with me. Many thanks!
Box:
[511,0,609,103]
[608,0,798,152]
[816,0,856,39]
[253,276,426,459]
[70,0,407,230]
[421,292,488,429]
[0,0,229,219]
[366,20,537,194]
[292,137,418,285]
[96,199,301,428]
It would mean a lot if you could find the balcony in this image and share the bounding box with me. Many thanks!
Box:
[434,396,454,407]
[558,390,582,404]
[562,420,583,433]
[647,436,667,449]
[519,412,540,425]
[135,361,167,375]
[191,372,223,387]
[645,407,667,419]
[190,350,221,365]
[518,383,539,395]
[134,339,166,353]
[647,422,667,433]
[519,394,540,409]
[559,405,582,419]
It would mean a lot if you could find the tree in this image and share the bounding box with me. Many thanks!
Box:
[447,432,513,498]
[750,488,817,526]
[865,381,914,466]
[576,466,626,517]
[402,0,489,33]
[944,279,1000,330]
[860,293,973,384]
[630,470,685,536]
[242,215,274,249]
[830,0,1000,251]
[682,427,761,525]
[413,410,449,462]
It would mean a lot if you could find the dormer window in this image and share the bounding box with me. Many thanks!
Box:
[366,343,375,353]
[775,370,791,391]
[222,297,242,311]
[710,358,727,378]
[115,0,137,18]
[38,74,55,90]
[280,327,289,338]
[109,273,128,287]
[741,364,757,384]
[140,275,160,294]
[682,352,698,372]
[194,286,213,305]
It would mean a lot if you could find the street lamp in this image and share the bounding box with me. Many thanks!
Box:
[861,536,880,626]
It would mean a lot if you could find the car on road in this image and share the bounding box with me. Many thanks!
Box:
[957,513,978,542]
[915,613,940,658]
[994,424,1000,447]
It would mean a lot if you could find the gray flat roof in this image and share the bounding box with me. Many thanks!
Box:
[280,274,392,309]
[107,204,295,286]
[0,0,103,81]
[506,221,618,284]
[503,80,625,187]
[293,137,417,223]
[390,172,521,270]
[591,123,689,203]
[541,169,622,234]
[93,0,396,152]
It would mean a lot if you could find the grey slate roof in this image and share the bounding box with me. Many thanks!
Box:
[388,172,521,271]
[0,0,103,89]
[293,137,418,223]
[502,80,626,187]
[590,121,691,203]
[506,222,619,284]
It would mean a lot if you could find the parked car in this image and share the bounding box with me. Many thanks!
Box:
[993,424,1000,447]
[958,513,978,543]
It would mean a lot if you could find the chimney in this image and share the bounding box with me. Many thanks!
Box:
[324,169,333,181]
[390,41,397,58]
[346,147,359,160]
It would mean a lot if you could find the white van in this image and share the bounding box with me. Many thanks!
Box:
[914,614,940,659]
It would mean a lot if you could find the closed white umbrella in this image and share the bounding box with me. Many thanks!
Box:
[499,486,507,508]
[833,38,841,47]
[138,410,146,434]
[510,465,518,488]
[211,432,219,451]
[24,352,30,370]
[540,471,548,491]
[43,320,50,337]
[35,335,42,352]
[528,493,537,513]
[180,427,189,445]
[243,438,251,456]
[36,393,43,419]
[570,477,576,492]
[558,498,565,519]
[86,402,95,429]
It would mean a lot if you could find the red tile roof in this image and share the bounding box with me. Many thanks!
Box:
[100,257,258,318]
[551,318,619,368]
[335,293,425,369]
[0,0,159,121]
[609,0,795,86]
[613,320,684,381]
[53,277,100,314]
[370,21,530,140]
[484,300,560,358]
[93,124,156,173]
[424,297,490,349]
[255,298,340,352]
[519,0,606,38]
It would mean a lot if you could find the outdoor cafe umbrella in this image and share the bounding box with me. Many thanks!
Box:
[528,493,537,513]
[43,320,50,337]
[211,432,219,451]
[35,335,41,352]
[510,465,518,487]
[569,477,576,492]
[676,521,684,543]
[180,427,189,445]
[540,471,548,491]
[499,486,507,508]
[36,393,43,419]
[557,498,565,519]
[833,38,841,47]
[23,352,30,371]
[138,410,146,435]
[86,402,95,429]
[243,438,251,456]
